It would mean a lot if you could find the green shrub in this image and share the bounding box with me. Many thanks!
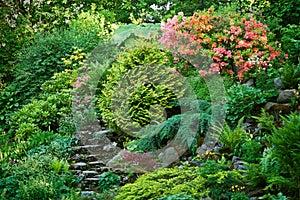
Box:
[226,84,268,123]
[269,113,300,198]
[198,159,246,200]
[98,42,185,134]
[281,61,300,89]
[239,140,263,163]
[0,8,117,129]
[280,24,300,65]
[156,193,196,200]
[8,70,75,141]
[231,192,250,200]
[114,165,209,200]
[98,172,121,192]
[0,155,80,199]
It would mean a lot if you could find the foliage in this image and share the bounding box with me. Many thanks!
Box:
[280,61,300,89]
[0,154,80,199]
[8,70,76,141]
[231,192,250,200]
[97,41,184,135]
[198,158,246,200]
[0,6,117,130]
[160,5,283,81]
[156,193,196,200]
[127,100,211,154]
[226,84,267,122]
[27,136,74,159]
[239,140,263,163]
[0,0,105,84]
[98,172,121,192]
[280,24,300,65]
[217,117,250,153]
[269,113,300,198]
[114,165,209,200]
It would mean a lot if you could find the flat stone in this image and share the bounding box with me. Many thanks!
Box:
[84,178,100,182]
[71,162,87,170]
[82,171,98,175]
[81,191,96,196]
[72,145,102,150]
[88,161,105,167]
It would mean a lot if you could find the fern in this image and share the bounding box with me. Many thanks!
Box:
[128,100,211,154]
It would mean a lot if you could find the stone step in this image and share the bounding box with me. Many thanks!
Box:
[88,161,106,168]
[81,191,97,197]
[82,170,99,178]
[70,154,100,163]
[83,178,100,186]
[72,145,102,154]
[70,162,87,170]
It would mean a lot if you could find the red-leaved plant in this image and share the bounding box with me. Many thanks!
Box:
[160,8,284,81]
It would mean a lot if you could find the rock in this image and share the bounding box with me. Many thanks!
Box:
[71,162,87,170]
[274,77,284,89]
[81,191,96,196]
[88,161,105,167]
[158,147,179,166]
[277,89,296,103]
[82,171,98,178]
[264,102,290,116]
[245,79,254,87]
[230,156,248,170]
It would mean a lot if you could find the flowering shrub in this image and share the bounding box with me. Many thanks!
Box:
[160,6,283,81]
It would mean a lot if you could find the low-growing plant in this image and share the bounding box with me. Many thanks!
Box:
[98,172,121,193]
[226,84,268,123]
[198,159,246,200]
[156,193,196,200]
[0,154,80,199]
[217,117,250,154]
[269,112,300,198]
[114,165,209,200]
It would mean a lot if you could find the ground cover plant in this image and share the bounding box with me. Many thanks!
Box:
[0,0,299,199]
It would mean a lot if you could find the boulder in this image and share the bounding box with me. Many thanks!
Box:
[274,77,284,89]
[277,89,297,103]
[158,147,180,166]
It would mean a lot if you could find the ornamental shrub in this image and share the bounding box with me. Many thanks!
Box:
[226,83,268,123]
[8,70,76,141]
[97,41,185,135]
[160,5,283,81]
[114,165,209,200]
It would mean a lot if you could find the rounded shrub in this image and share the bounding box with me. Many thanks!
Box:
[97,41,185,134]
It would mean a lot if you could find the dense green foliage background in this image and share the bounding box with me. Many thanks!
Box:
[0,0,299,199]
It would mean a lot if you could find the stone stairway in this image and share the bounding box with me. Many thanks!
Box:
[69,125,123,196]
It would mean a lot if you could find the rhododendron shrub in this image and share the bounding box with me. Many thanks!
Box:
[160,8,283,81]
